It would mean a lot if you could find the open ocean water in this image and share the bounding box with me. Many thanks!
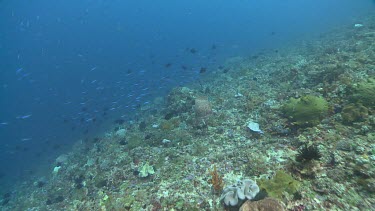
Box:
[1,0,375,210]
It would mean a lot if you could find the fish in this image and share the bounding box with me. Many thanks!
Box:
[199,67,207,73]
[21,138,32,142]
[189,48,197,54]
[16,114,32,119]
[114,119,125,124]
[165,63,172,68]
[16,68,23,74]
[0,122,9,125]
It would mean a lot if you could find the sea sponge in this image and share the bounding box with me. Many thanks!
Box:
[258,171,300,199]
[349,78,375,108]
[194,96,212,118]
[220,179,260,206]
[282,95,329,127]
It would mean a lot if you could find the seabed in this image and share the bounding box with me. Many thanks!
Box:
[1,15,375,211]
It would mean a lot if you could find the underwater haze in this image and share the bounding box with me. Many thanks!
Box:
[0,0,375,209]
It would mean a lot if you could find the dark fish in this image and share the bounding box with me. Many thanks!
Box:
[165,63,172,68]
[181,65,187,70]
[52,144,61,150]
[270,31,276,35]
[211,44,217,50]
[114,119,125,124]
[165,112,174,120]
[35,152,43,157]
[199,67,207,74]
[189,48,197,54]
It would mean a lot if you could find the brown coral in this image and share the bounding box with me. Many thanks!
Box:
[209,165,224,193]
[194,96,212,118]
[239,198,285,211]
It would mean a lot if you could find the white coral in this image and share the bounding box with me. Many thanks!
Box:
[220,179,259,206]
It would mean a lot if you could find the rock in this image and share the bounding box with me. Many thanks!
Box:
[239,198,285,211]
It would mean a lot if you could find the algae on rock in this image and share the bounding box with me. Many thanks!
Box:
[342,103,369,124]
[258,170,300,199]
[283,95,329,127]
[349,78,375,108]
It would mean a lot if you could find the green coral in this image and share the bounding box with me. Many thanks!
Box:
[349,78,375,108]
[122,195,135,208]
[138,162,155,178]
[341,103,368,124]
[283,95,329,127]
[259,170,300,199]
[127,135,143,150]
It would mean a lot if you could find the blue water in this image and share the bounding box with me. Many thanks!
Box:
[0,0,374,192]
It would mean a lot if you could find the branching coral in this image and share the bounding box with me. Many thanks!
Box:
[209,165,224,193]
